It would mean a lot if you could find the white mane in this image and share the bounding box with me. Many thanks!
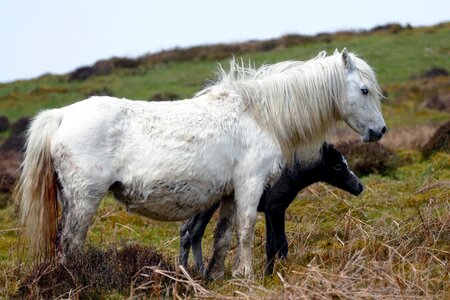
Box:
[198,51,383,163]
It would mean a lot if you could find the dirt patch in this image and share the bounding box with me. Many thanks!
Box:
[14,244,176,299]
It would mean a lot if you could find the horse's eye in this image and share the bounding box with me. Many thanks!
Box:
[333,164,342,171]
[361,88,369,95]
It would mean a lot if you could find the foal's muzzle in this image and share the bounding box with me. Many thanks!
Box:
[350,182,364,196]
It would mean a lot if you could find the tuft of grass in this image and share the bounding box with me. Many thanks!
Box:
[336,140,400,176]
[422,120,450,157]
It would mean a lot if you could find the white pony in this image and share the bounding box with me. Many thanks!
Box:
[17,49,386,279]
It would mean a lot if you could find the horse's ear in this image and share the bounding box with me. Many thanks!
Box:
[342,48,354,70]
[334,48,339,55]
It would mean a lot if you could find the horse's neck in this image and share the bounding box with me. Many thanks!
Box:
[237,59,341,162]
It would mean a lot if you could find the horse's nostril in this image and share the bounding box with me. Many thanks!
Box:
[381,126,387,134]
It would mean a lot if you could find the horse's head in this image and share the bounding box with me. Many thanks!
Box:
[339,49,387,142]
[319,143,363,196]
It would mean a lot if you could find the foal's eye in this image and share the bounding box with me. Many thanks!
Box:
[333,164,342,171]
[361,88,369,95]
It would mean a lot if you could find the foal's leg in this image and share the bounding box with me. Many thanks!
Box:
[179,219,194,268]
[263,191,297,274]
[179,202,220,272]
[264,212,277,275]
[204,196,234,281]
[191,202,220,272]
[264,208,287,275]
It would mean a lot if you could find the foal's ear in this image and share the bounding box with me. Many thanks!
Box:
[341,48,355,70]
[334,48,339,55]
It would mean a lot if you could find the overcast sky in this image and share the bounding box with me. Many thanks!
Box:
[1,0,448,83]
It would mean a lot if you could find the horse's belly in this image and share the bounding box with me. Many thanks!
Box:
[111,180,229,221]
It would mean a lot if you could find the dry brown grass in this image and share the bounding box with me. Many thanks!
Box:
[330,124,440,150]
[273,206,449,299]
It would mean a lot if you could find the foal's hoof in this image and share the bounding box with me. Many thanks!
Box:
[204,270,224,282]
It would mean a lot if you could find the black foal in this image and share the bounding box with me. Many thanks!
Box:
[179,143,363,275]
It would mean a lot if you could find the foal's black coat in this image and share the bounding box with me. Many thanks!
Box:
[179,143,363,275]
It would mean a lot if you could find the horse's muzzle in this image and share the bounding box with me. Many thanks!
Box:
[363,126,387,142]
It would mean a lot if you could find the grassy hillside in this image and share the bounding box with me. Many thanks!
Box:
[0,22,449,299]
[0,22,449,121]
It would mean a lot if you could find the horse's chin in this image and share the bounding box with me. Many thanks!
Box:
[361,135,371,142]
[361,133,381,142]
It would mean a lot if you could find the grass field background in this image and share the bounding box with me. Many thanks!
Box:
[0,22,449,299]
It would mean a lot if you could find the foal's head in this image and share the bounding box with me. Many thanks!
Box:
[318,143,363,196]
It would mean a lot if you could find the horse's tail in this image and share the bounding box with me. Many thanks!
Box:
[16,109,63,261]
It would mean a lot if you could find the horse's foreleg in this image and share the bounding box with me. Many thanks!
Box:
[204,197,234,281]
[232,180,264,278]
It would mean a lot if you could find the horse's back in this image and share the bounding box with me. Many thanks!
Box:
[50,96,241,212]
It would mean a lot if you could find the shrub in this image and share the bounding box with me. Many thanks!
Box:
[0,116,10,132]
[0,150,21,193]
[414,67,449,79]
[69,57,140,81]
[421,121,450,157]
[421,92,450,112]
[68,66,95,81]
[149,92,180,101]
[370,23,405,34]
[112,57,140,69]
[0,117,30,152]
[85,87,114,97]
[14,244,174,299]
[336,141,399,176]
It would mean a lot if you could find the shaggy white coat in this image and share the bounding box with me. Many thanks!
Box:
[18,49,386,278]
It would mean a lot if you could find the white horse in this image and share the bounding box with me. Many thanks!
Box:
[17,49,386,279]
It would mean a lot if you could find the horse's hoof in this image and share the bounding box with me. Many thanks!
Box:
[232,265,254,279]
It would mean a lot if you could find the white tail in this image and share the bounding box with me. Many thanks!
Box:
[16,109,63,261]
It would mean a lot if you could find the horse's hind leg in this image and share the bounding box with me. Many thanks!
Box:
[58,185,107,259]
[204,196,234,281]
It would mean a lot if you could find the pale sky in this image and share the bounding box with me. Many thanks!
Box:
[1,0,448,83]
